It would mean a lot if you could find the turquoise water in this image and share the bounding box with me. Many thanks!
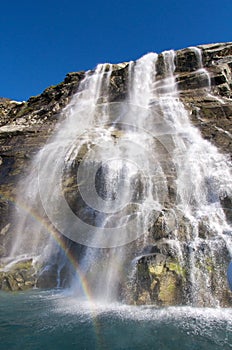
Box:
[0,290,232,350]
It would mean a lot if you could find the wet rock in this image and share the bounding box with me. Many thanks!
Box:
[221,195,232,224]
[175,48,202,73]
[36,264,58,289]
[133,253,185,306]
[109,64,129,102]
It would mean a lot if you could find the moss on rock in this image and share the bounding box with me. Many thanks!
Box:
[0,258,37,291]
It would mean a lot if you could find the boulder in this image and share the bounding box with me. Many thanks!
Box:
[0,259,37,291]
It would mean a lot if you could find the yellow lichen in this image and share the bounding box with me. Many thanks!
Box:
[148,264,164,276]
[167,261,186,278]
[158,273,177,305]
[150,279,158,291]
[137,290,151,305]
[12,260,33,272]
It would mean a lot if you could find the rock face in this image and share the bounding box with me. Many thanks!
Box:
[176,44,232,157]
[0,43,232,305]
[128,212,232,307]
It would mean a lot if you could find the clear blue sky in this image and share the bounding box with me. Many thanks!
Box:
[1,0,232,101]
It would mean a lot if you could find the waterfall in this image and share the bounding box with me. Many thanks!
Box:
[9,48,232,306]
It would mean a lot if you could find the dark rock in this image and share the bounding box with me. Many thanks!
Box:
[36,264,58,289]
[175,48,202,73]
[131,253,185,306]
[109,64,129,102]
[221,196,232,224]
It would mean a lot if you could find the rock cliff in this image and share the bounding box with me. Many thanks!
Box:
[0,43,232,305]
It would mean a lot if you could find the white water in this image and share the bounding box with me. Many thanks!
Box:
[9,47,232,306]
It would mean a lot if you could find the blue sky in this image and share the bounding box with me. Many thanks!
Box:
[1,0,232,101]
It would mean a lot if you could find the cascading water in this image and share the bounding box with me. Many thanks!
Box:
[128,49,232,306]
[8,47,232,307]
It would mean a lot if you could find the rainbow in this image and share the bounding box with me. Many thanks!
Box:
[0,191,119,348]
[0,191,93,298]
